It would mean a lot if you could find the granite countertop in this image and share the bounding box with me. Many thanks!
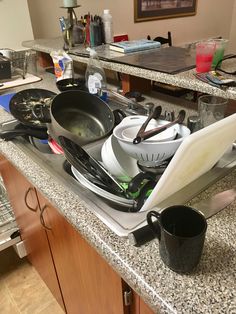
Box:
[0,73,236,313]
[22,37,236,100]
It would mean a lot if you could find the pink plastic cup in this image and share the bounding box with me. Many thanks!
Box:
[196,41,216,73]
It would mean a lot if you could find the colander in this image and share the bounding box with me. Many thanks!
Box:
[113,116,190,167]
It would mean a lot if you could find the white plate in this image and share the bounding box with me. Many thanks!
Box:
[71,165,135,208]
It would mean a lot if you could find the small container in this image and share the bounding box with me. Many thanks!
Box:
[101,9,113,44]
[187,115,201,133]
[85,48,107,96]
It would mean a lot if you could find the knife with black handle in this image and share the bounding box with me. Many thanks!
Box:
[128,187,236,247]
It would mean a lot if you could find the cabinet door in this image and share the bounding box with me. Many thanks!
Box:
[0,157,65,311]
[37,191,128,314]
[130,292,155,314]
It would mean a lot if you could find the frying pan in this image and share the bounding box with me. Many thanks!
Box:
[9,88,56,129]
[0,89,56,140]
[33,90,125,146]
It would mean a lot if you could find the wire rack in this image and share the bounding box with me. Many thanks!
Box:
[10,50,32,79]
[0,178,15,228]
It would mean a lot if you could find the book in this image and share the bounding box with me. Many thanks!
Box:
[109,39,161,53]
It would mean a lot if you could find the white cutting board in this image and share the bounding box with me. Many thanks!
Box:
[141,113,236,212]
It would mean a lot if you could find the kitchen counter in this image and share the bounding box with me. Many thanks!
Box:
[22,37,236,100]
[0,71,236,313]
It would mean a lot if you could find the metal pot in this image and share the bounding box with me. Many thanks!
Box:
[33,90,125,146]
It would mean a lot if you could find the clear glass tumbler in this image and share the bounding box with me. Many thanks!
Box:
[198,95,228,127]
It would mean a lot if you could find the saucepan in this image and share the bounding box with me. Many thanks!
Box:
[33,90,125,146]
[0,88,56,140]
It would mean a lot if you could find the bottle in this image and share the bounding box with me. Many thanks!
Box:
[85,48,107,98]
[101,9,113,44]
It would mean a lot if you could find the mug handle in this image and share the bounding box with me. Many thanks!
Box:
[147,211,161,241]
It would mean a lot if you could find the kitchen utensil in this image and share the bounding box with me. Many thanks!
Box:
[133,110,186,144]
[59,136,127,196]
[71,166,136,209]
[33,90,125,147]
[9,88,56,129]
[101,135,139,182]
[128,186,236,247]
[0,89,55,140]
[113,118,190,167]
[0,127,48,141]
[56,77,86,92]
[140,113,236,212]
[134,105,162,139]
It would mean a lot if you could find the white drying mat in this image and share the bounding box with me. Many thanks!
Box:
[0,74,41,91]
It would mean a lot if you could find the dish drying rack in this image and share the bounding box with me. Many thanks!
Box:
[0,180,15,229]
[0,177,20,252]
[10,50,32,79]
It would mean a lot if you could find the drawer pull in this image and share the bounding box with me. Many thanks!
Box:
[24,187,38,212]
[40,205,51,230]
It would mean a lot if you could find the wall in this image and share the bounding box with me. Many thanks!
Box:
[229,0,236,53]
[27,0,235,48]
[0,0,34,50]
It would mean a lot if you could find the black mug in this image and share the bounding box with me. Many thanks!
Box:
[147,205,207,273]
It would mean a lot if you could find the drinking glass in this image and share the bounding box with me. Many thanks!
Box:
[196,41,216,73]
[198,95,228,127]
[212,39,228,69]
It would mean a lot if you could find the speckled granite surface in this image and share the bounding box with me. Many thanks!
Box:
[22,37,236,100]
[0,72,236,313]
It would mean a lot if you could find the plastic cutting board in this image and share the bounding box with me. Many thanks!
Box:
[141,113,236,212]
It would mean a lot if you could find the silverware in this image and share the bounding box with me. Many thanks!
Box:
[133,110,186,144]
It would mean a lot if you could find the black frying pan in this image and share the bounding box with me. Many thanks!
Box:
[0,89,56,140]
[9,88,56,129]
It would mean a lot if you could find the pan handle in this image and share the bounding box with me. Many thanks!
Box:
[32,104,51,123]
[113,109,126,126]
[0,129,48,141]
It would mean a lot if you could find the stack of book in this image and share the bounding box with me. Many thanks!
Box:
[109,39,161,53]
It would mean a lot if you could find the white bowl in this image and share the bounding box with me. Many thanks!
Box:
[113,116,190,167]
[101,135,139,182]
[122,124,177,142]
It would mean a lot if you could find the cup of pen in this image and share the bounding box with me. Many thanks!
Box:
[211,39,229,69]
[196,40,216,73]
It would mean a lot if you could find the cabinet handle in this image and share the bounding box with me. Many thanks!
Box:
[40,205,52,230]
[24,187,38,212]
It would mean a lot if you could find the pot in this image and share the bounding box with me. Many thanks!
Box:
[33,90,125,146]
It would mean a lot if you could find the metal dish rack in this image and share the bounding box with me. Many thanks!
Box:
[0,179,15,229]
[10,50,32,79]
[0,177,20,252]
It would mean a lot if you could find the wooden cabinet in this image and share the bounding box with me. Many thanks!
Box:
[0,157,65,311]
[0,155,156,314]
[37,191,129,314]
[0,156,131,314]
[131,292,155,314]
